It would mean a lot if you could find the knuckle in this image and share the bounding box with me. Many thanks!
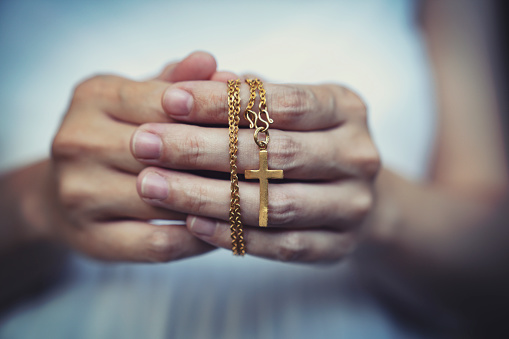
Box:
[267,189,300,226]
[52,132,80,160]
[73,75,106,99]
[147,230,182,262]
[348,188,374,224]
[72,74,121,103]
[272,86,316,124]
[57,172,89,212]
[72,78,93,101]
[331,85,367,120]
[360,147,381,178]
[51,130,72,159]
[117,78,141,105]
[167,177,210,215]
[321,84,339,116]
[270,133,301,172]
[343,141,381,179]
[276,232,308,262]
[200,89,228,121]
[174,133,204,167]
[352,146,380,178]
[186,184,210,215]
[51,127,103,160]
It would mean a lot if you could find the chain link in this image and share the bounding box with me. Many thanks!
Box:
[245,79,273,150]
[227,78,272,254]
[227,79,245,256]
[245,79,258,129]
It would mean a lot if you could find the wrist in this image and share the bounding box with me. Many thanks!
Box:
[364,168,404,245]
[0,160,55,251]
[25,161,56,240]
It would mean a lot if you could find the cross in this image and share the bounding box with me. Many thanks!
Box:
[245,150,284,227]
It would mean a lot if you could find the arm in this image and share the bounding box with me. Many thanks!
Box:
[360,0,509,309]
[0,161,53,253]
[0,161,65,310]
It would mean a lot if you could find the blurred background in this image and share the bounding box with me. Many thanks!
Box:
[1,0,509,338]
[0,0,436,178]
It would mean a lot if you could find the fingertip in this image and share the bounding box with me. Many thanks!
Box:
[187,50,217,69]
[187,216,238,254]
[165,51,217,82]
[187,215,217,238]
[131,128,163,161]
[136,166,171,205]
[162,87,193,116]
[142,223,214,262]
[136,166,156,198]
[161,80,231,124]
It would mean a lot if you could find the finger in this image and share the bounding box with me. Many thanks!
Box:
[68,220,215,262]
[156,51,217,82]
[100,120,146,173]
[161,81,365,130]
[187,216,358,263]
[131,123,379,180]
[88,168,187,221]
[71,51,218,126]
[71,75,174,124]
[52,108,146,173]
[57,162,186,222]
[137,168,373,230]
[210,71,238,83]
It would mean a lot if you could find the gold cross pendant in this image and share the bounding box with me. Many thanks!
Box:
[245,150,283,227]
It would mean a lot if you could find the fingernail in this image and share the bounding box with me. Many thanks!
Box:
[132,131,162,159]
[141,172,168,200]
[189,216,216,237]
[163,88,193,115]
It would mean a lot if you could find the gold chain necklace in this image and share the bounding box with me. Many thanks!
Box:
[227,79,245,256]
[227,78,283,255]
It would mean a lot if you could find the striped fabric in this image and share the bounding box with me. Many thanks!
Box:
[1,252,429,338]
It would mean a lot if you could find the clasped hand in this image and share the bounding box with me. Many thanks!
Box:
[51,52,380,263]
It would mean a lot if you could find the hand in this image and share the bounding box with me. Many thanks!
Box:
[50,52,236,262]
[132,81,380,263]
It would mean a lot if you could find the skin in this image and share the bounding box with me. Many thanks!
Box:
[0,51,236,263]
[133,81,379,262]
[129,1,509,273]
[1,1,508,330]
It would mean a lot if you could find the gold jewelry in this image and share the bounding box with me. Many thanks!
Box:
[227,79,245,256]
[244,79,283,227]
